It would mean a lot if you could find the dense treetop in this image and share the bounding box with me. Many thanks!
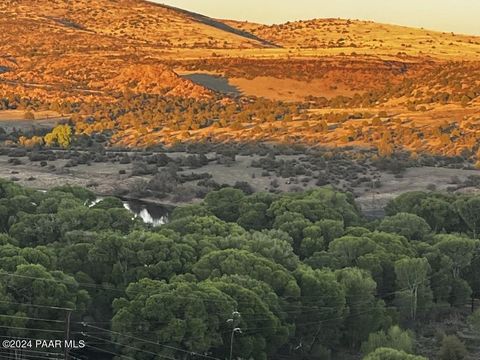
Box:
[0,180,478,359]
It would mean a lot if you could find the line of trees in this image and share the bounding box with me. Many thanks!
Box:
[0,181,479,359]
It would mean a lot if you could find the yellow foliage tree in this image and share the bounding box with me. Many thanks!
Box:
[44,124,72,148]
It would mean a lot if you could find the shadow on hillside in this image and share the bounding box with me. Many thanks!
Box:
[182,73,242,96]
[160,4,280,48]
[47,17,88,31]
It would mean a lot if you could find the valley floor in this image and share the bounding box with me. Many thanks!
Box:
[1,150,479,216]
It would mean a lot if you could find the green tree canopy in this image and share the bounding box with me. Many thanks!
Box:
[378,213,431,241]
[394,258,432,321]
[193,249,300,298]
[112,278,235,358]
[455,196,480,238]
[294,265,346,353]
[364,347,427,360]
[0,264,89,339]
[361,326,415,355]
[335,268,388,348]
[434,235,477,278]
[204,188,246,223]
[439,335,468,360]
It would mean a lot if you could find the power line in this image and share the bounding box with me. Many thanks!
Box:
[0,335,48,342]
[0,300,73,311]
[69,354,85,360]
[84,344,137,360]
[64,309,72,360]
[0,354,43,360]
[0,270,362,307]
[85,324,221,360]
[0,271,434,328]
[83,333,175,360]
[0,268,437,309]
[239,295,472,335]
[70,306,338,326]
[79,300,436,360]
[3,348,63,360]
[0,350,62,360]
[0,354,19,360]
[0,294,457,356]
[0,314,64,324]
[70,281,428,331]
[69,280,437,350]
[239,306,377,334]
[0,324,64,334]
[0,271,105,294]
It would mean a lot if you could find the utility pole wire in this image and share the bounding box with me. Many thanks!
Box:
[64,310,72,360]
[228,311,241,360]
[85,323,221,360]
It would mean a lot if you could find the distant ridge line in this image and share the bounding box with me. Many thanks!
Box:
[150,1,281,48]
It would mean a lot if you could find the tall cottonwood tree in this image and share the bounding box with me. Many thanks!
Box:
[394,258,430,321]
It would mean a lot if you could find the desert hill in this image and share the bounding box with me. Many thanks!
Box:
[91,64,213,98]
[2,0,480,102]
[225,18,480,58]
[1,0,480,159]
[0,0,270,101]
[1,0,268,50]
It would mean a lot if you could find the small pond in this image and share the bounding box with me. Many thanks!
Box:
[92,197,172,226]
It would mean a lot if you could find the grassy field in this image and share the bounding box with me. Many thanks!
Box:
[0,110,65,132]
[1,148,478,214]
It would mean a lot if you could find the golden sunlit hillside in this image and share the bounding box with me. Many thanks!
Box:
[2,0,480,102]
[0,0,268,101]
[1,0,269,50]
[4,4,480,360]
[1,0,480,160]
[225,18,480,59]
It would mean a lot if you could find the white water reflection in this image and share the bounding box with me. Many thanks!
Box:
[39,189,171,226]
[92,197,170,226]
[122,201,169,226]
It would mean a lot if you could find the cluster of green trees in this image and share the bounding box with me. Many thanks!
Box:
[0,182,479,359]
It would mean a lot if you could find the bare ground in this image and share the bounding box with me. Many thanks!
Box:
[2,151,479,215]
